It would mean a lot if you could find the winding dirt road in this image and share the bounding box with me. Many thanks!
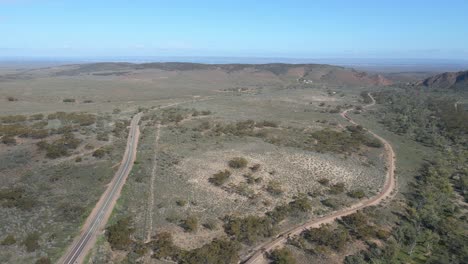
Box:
[242,93,396,264]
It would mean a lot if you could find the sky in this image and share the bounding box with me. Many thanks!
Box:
[1,0,468,60]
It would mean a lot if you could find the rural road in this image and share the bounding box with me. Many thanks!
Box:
[59,112,142,264]
[242,93,396,264]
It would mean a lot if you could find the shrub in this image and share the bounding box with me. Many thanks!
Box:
[318,178,330,186]
[329,182,346,194]
[181,239,240,264]
[182,216,198,232]
[0,188,35,210]
[83,99,93,103]
[176,199,187,206]
[106,217,134,250]
[63,98,76,103]
[321,198,339,209]
[23,232,40,252]
[150,232,179,259]
[223,215,275,243]
[96,132,109,141]
[347,189,366,199]
[75,157,82,162]
[203,220,218,230]
[35,257,51,264]
[289,194,312,213]
[268,248,296,264]
[93,148,109,158]
[29,114,44,121]
[7,96,18,102]
[267,180,283,195]
[256,120,279,128]
[1,135,16,145]
[29,129,49,139]
[1,115,27,123]
[303,224,350,252]
[250,163,261,172]
[1,235,16,245]
[228,157,248,168]
[209,170,231,186]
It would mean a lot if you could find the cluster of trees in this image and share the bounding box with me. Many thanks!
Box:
[47,111,96,126]
[324,89,468,263]
[36,132,81,158]
[0,187,35,210]
[223,194,313,244]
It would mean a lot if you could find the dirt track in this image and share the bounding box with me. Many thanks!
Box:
[242,93,396,264]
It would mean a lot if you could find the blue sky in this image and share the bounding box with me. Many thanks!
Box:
[1,0,467,59]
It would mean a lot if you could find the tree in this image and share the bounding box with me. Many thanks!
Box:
[268,248,296,264]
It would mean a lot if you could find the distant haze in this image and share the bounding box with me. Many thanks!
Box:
[1,57,468,73]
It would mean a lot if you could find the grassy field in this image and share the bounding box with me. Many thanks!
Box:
[0,63,423,263]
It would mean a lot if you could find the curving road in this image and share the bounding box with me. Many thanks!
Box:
[242,93,396,264]
[59,112,142,264]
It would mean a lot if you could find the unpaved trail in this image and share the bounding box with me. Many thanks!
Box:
[144,123,161,243]
[242,93,396,264]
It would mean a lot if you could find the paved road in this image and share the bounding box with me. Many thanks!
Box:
[59,113,142,264]
[242,93,396,264]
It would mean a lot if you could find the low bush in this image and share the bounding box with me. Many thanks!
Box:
[182,216,198,232]
[228,157,248,169]
[328,182,346,194]
[208,170,231,186]
[321,198,339,209]
[267,180,283,195]
[347,189,366,199]
[106,217,134,250]
[23,232,40,252]
[268,248,296,264]
[35,257,51,264]
[1,235,16,246]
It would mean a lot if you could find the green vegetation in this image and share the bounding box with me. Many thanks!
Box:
[23,232,40,252]
[1,235,16,246]
[62,98,76,103]
[179,239,240,264]
[228,157,248,169]
[93,147,111,158]
[47,111,96,126]
[328,182,346,194]
[360,91,373,104]
[0,115,27,123]
[176,199,188,206]
[223,215,275,244]
[267,180,283,195]
[347,189,366,199]
[0,188,35,210]
[1,135,16,145]
[106,217,134,250]
[303,224,350,252]
[321,198,339,209]
[37,132,81,158]
[208,170,231,186]
[268,248,296,264]
[181,216,198,232]
[35,257,51,264]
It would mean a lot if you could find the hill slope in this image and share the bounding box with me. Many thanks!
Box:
[415,70,468,90]
[53,62,392,86]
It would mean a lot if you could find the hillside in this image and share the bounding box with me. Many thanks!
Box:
[51,62,392,86]
[415,70,468,90]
